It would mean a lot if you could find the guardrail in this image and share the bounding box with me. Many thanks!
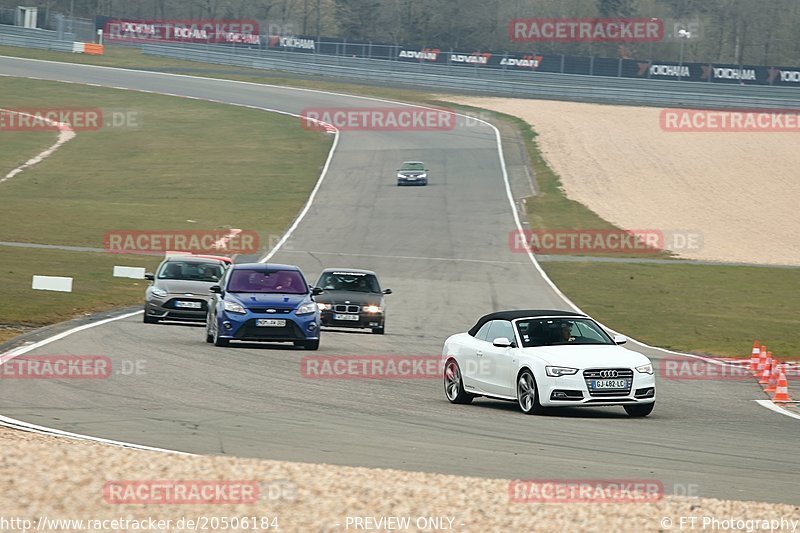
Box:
[0,25,74,53]
[141,42,800,110]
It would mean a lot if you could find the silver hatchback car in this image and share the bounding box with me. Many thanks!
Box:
[143,255,232,324]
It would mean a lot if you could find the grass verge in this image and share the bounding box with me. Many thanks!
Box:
[0,75,331,340]
[0,247,159,340]
[542,262,800,357]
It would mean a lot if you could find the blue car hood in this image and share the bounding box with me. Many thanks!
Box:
[227,292,308,308]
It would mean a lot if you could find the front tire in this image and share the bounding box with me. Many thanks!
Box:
[517,370,544,415]
[444,359,473,404]
[212,323,229,347]
[143,312,159,324]
[624,402,654,417]
[372,326,385,335]
[303,339,320,350]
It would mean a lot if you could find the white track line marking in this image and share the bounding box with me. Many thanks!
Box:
[1,108,76,184]
[0,414,195,454]
[0,56,793,420]
[754,400,800,420]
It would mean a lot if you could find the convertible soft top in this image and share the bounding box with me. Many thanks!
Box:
[467,310,586,337]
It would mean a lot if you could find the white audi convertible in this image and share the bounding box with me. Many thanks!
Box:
[441,310,656,417]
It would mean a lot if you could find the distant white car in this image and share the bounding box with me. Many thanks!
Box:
[441,310,656,417]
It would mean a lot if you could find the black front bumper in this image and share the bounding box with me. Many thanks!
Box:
[320,310,384,329]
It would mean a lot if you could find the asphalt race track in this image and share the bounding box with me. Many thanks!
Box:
[1,56,798,505]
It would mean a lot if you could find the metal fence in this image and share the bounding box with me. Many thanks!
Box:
[0,24,74,53]
[48,13,96,42]
[140,42,800,110]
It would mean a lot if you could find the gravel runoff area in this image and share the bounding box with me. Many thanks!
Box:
[442,97,800,267]
[2,428,799,532]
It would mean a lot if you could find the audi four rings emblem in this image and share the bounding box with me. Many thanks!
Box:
[599,370,619,378]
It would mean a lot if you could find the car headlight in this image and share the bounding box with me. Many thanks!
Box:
[419,173,427,179]
[223,301,246,314]
[317,302,331,311]
[545,366,579,377]
[296,302,318,315]
[150,287,168,298]
[397,173,405,178]
[636,364,654,375]
[365,305,382,313]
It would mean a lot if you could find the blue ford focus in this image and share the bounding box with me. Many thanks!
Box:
[206,263,322,350]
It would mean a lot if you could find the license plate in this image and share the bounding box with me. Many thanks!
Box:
[334,314,360,321]
[175,301,202,309]
[592,379,628,389]
[406,176,417,180]
[256,319,286,327]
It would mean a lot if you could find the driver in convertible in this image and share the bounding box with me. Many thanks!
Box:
[557,321,576,343]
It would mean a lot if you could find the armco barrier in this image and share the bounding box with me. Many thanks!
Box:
[141,43,800,110]
[0,24,74,53]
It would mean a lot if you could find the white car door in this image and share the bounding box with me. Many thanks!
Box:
[481,320,518,397]
[460,321,493,394]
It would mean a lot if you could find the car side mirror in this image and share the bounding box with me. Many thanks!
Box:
[613,335,627,345]
[382,288,392,295]
[144,273,154,281]
[493,337,514,348]
[209,285,222,294]
[311,287,324,296]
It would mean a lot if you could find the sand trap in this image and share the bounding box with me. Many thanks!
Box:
[444,97,800,266]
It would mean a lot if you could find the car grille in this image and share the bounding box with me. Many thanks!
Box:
[334,305,360,313]
[248,307,292,314]
[583,368,633,397]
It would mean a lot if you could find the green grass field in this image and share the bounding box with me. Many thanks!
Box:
[0,75,331,343]
[0,130,58,176]
[0,248,159,334]
[0,76,331,247]
[1,45,796,357]
[542,262,800,357]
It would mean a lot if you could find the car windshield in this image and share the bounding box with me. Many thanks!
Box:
[157,261,223,282]
[317,272,381,293]
[515,317,614,347]
[227,269,307,294]
[400,162,425,171]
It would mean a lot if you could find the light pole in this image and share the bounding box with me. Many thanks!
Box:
[678,28,692,80]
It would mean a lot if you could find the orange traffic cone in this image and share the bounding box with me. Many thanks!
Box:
[772,364,791,402]
[759,351,773,384]
[765,358,779,393]
[756,346,767,374]
[750,341,761,371]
